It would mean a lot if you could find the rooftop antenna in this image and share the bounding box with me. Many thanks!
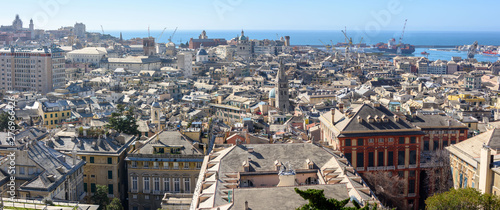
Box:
[148,25,150,38]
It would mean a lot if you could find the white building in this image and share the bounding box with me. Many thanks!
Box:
[66,47,107,65]
[177,52,193,78]
[428,60,448,75]
[195,45,208,63]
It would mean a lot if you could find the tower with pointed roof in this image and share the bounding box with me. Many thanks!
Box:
[276,60,289,113]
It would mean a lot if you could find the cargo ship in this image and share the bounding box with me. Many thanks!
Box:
[375,38,415,54]
[481,50,498,56]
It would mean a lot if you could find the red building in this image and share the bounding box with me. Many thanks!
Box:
[319,102,425,209]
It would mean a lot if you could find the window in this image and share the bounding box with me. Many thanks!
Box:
[19,167,24,175]
[410,137,416,144]
[154,177,160,192]
[409,150,417,165]
[345,153,352,163]
[460,129,465,134]
[108,171,112,179]
[409,179,415,194]
[144,177,150,192]
[184,162,189,169]
[91,183,96,193]
[398,151,405,166]
[55,113,57,117]
[378,151,384,166]
[90,157,94,163]
[184,178,190,192]
[144,161,149,168]
[108,184,113,195]
[378,138,384,143]
[399,137,405,144]
[388,138,394,142]
[131,161,137,168]
[84,183,87,192]
[107,157,112,164]
[174,178,180,192]
[345,139,351,146]
[164,178,170,192]
[50,114,53,118]
[196,162,202,169]
[163,162,169,169]
[434,140,439,150]
[424,141,429,151]
[368,138,374,143]
[357,139,364,146]
[356,152,364,167]
[173,162,179,169]
[132,176,138,190]
[62,113,64,117]
[368,152,374,167]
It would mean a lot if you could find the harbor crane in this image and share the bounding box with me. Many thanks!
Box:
[468,41,478,59]
[100,25,104,34]
[341,30,353,47]
[168,27,178,43]
[330,40,336,51]
[399,19,407,45]
[156,27,167,41]
[319,39,332,51]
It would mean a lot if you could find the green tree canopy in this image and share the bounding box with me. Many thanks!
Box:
[426,188,500,210]
[0,111,17,132]
[294,188,376,210]
[92,185,110,210]
[106,198,123,210]
[106,104,139,135]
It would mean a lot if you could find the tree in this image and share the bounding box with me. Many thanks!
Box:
[426,188,500,210]
[294,188,376,210]
[0,112,17,132]
[106,198,123,210]
[106,104,139,135]
[424,150,453,196]
[91,185,110,210]
[361,171,406,209]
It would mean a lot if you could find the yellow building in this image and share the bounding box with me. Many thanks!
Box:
[447,128,500,195]
[38,101,72,129]
[447,94,486,107]
[51,129,137,203]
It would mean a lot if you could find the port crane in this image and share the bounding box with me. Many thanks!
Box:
[396,19,407,55]
[319,39,332,51]
[468,41,478,59]
[156,27,167,41]
[168,27,178,43]
[330,40,336,51]
[100,25,105,35]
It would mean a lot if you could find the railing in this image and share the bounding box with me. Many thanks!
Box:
[409,164,417,169]
[367,167,376,171]
[376,166,385,170]
[408,193,416,197]
[131,189,138,193]
[397,165,405,169]
[356,167,364,171]
[386,166,395,170]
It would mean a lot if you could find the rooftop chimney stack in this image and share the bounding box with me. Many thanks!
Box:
[339,103,344,113]
[330,108,335,123]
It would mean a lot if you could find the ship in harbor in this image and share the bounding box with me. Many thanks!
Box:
[375,38,416,54]
[481,50,498,56]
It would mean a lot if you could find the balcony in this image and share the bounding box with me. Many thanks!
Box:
[356,167,364,171]
[131,189,138,193]
[143,189,150,194]
[367,167,376,171]
[376,166,385,170]
[397,165,405,169]
[408,193,416,197]
[386,166,395,170]
[153,190,162,195]
[409,164,417,169]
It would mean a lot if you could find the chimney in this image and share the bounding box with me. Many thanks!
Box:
[373,102,380,108]
[396,106,401,112]
[247,147,254,153]
[339,103,344,113]
[479,145,493,193]
[357,116,362,123]
[245,201,249,210]
[394,115,399,122]
[72,149,77,165]
[330,108,335,123]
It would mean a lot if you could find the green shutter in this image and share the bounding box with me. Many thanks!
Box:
[91,183,96,192]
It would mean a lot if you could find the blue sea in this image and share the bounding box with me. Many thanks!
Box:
[100,30,500,62]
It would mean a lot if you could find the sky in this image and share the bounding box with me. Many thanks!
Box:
[0,0,498,31]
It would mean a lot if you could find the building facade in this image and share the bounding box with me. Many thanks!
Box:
[319,102,425,209]
[0,46,65,94]
[126,131,204,210]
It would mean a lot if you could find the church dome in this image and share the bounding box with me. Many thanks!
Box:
[152,101,160,108]
[239,35,247,41]
[269,88,276,99]
[197,48,208,56]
